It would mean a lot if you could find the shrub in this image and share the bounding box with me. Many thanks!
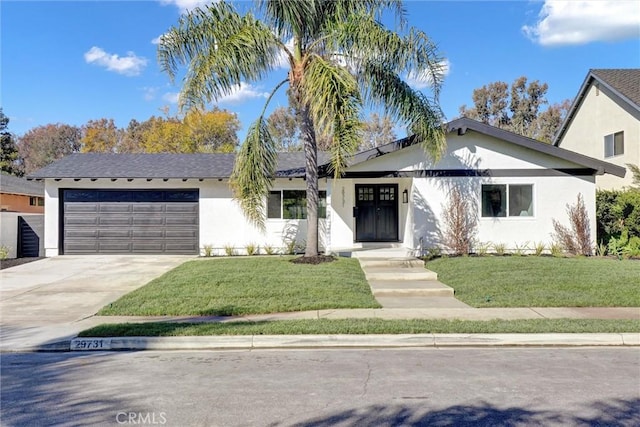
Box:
[493,242,506,256]
[513,241,529,256]
[533,241,546,256]
[284,240,297,255]
[550,243,563,257]
[0,245,9,260]
[223,245,237,256]
[441,188,477,255]
[202,244,214,257]
[596,189,640,243]
[245,243,259,256]
[474,241,491,256]
[552,193,592,256]
[263,245,276,255]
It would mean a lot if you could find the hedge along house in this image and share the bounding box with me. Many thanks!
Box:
[28,118,624,257]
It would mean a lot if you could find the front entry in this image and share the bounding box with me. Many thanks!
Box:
[355,184,399,242]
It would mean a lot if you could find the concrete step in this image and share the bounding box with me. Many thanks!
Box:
[351,248,416,259]
[375,296,470,309]
[369,280,453,297]
[363,266,437,281]
[357,257,424,269]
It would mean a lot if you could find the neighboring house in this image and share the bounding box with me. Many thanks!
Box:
[0,173,45,258]
[28,118,624,257]
[553,68,639,190]
[1,172,45,213]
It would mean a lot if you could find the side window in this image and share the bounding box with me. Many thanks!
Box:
[267,190,327,219]
[481,185,506,217]
[267,191,281,219]
[508,185,533,217]
[482,184,533,217]
[604,131,624,158]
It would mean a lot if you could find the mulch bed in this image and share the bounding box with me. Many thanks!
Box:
[290,255,337,265]
[0,257,44,270]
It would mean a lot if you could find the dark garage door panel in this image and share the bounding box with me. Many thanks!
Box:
[62,190,199,254]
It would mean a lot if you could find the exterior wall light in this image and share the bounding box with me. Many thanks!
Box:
[402,189,408,204]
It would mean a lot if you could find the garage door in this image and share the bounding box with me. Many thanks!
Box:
[62,189,199,254]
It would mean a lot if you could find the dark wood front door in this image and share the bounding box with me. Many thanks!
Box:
[355,184,398,242]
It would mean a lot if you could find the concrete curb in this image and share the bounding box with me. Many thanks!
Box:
[53,333,640,352]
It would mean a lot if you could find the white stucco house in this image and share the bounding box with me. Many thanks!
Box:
[554,69,639,190]
[28,118,625,257]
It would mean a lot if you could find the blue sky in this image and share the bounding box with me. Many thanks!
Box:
[2,0,639,140]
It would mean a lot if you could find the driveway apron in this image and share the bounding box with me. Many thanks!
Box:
[0,255,193,350]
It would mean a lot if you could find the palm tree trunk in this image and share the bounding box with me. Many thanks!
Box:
[300,105,319,257]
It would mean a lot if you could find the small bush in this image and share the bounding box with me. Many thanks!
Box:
[284,240,297,255]
[263,245,276,255]
[550,243,564,257]
[245,243,259,256]
[441,188,477,255]
[423,247,442,260]
[513,242,529,256]
[202,244,214,257]
[493,242,506,256]
[0,245,9,260]
[533,241,546,256]
[474,241,491,256]
[223,245,237,257]
[595,241,607,257]
[552,193,592,256]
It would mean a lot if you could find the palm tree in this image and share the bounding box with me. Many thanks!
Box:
[158,0,446,257]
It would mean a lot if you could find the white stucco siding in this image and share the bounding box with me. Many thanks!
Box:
[558,83,640,189]
[347,133,580,173]
[409,175,596,252]
[44,178,326,256]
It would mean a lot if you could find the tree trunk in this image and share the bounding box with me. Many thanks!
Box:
[299,105,319,257]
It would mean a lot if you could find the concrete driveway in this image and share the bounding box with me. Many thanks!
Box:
[0,255,194,350]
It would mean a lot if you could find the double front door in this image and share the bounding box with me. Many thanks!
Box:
[355,184,399,242]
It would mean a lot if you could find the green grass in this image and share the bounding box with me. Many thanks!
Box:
[78,318,640,337]
[98,256,381,316]
[427,256,640,307]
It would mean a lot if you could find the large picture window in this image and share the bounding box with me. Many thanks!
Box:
[604,131,624,158]
[481,184,533,217]
[267,190,326,219]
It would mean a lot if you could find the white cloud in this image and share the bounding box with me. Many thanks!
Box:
[162,92,180,104]
[160,0,213,13]
[141,87,159,101]
[218,82,269,104]
[406,59,451,90]
[84,46,147,76]
[275,38,295,69]
[151,35,163,45]
[523,1,640,46]
[161,83,268,106]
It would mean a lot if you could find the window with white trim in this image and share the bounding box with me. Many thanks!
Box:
[604,131,624,158]
[481,184,533,217]
[267,190,326,219]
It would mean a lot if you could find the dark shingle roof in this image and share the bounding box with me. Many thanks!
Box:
[27,152,331,179]
[1,172,45,196]
[591,69,640,107]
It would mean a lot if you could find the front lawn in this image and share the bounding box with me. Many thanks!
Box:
[79,318,640,337]
[99,256,380,316]
[427,256,640,307]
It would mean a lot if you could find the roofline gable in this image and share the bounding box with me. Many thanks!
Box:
[340,117,625,178]
[553,69,640,146]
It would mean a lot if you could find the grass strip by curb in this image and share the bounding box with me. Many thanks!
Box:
[78,318,640,337]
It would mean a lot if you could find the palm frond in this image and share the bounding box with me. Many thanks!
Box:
[359,61,446,160]
[301,55,363,177]
[158,2,281,111]
[229,118,277,230]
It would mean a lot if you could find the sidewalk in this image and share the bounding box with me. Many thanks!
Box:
[2,306,638,353]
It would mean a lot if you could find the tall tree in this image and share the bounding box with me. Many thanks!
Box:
[159,0,446,257]
[182,108,240,153]
[267,107,301,152]
[459,76,568,143]
[18,124,82,174]
[0,108,21,176]
[360,112,397,150]
[81,118,122,153]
